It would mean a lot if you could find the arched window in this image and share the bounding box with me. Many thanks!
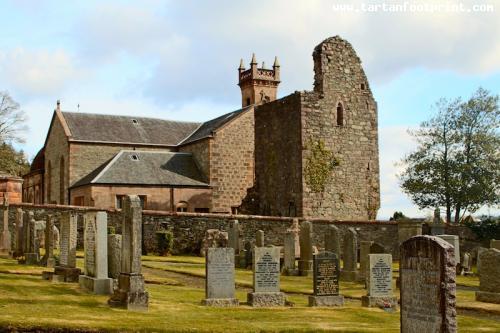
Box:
[176,201,188,212]
[336,102,344,126]
[47,160,52,203]
[59,156,65,204]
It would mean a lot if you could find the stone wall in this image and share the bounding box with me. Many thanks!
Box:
[179,139,211,184]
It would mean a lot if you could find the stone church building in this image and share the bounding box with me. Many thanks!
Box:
[23,36,380,220]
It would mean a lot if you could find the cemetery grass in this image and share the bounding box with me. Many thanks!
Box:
[1,258,500,332]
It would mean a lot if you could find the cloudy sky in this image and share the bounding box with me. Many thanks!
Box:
[0,0,498,219]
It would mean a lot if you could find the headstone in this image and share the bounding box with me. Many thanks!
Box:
[476,247,487,276]
[14,208,23,257]
[298,221,313,276]
[41,215,55,267]
[431,207,446,235]
[460,252,472,276]
[308,251,344,306]
[109,195,149,311]
[24,215,40,265]
[490,239,500,250]
[362,254,397,308]
[200,229,228,257]
[247,247,285,307]
[0,196,11,256]
[286,218,300,258]
[228,220,240,266]
[400,235,457,333]
[398,219,422,245]
[475,248,500,304]
[340,228,358,281]
[324,225,340,258]
[53,225,60,250]
[256,230,264,247]
[243,240,252,269]
[359,241,373,282]
[436,235,460,266]
[283,231,298,275]
[79,212,113,294]
[108,234,122,279]
[202,247,239,306]
[22,211,33,255]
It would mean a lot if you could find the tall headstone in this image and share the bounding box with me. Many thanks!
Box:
[436,235,460,267]
[283,231,298,275]
[256,230,264,247]
[79,212,113,294]
[340,228,358,281]
[202,247,239,306]
[109,195,149,311]
[243,240,252,269]
[400,235,457,333]
[22,211,33,255]
[228,220,240,266]
[286,218,301,258]
[475,248,500,304]
[476,247,487,276]
[24,215,40,265]
[0,196,11,256]
[490,239,500,250]
[41,215,55,267]
[14,208,23,257]
[362,254,397,308]
[460,252,472,276]
[108,234,122,279]
[359,241,373,282]
[298,221,313,276]
[308,251,344,307]
[247,246,285,306]
[324,225,340,257]
[43,212,81,282]
[431,207,446,235]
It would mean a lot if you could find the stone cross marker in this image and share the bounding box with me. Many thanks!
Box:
[79,211,113,294]
[400,235,457,333]
[475,248,500,304]
[42,215,55,267]
[298,221,313,276]
[109,195,149,311]
[362,254,397,308]
[324,225,340,257]
[202,247,238,307]
[309,251,344,307]
[256,230,264,247]
[341,227,358,281]
[247,246,285,307]
[286,218,300,258]
[283,231,298,275]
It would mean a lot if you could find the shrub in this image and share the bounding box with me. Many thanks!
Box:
[156,230,174,256]
[463,216,500,241]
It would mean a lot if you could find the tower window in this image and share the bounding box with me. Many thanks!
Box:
[246,98,251,106]
[361,83,365,90]
[336,103,344,126]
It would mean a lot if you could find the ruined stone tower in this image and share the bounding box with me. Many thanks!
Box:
[253,36,380,220]
[238,54,280,107]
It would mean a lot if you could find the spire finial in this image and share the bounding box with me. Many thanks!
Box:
[273,56,280,68]
[261,61,266,69]
[56,99,61,112]
[239,58,245,70]
[250,53,257,65]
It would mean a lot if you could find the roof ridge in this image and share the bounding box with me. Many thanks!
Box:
[61,111,202,125]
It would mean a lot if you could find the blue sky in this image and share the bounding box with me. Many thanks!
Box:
[0,0,498,219]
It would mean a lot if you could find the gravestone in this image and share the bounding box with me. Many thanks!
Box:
[41,215,55,267]
[400,235,457,333]
[0,196,11,256]
[398,219,422,245]
[476,247,487,276]
[200,229,228,257]
[436,235,460,266]
[324,225,340,257]
[109,195,149,311]
[359,241,373,282]
[202,247,239,306]
[475,248,500,304]
[340,228,358,281]
[242,240,252,269]
[490,239,500,250]
[362,254,397,308]
[79,212,113,294]
[298,221,313,276]
[108,234,122,279]
[247,247,285,307]
[286,218,301,258]
[308,251,344,306]
[14,208,23,257]
[283,231,298,275]
[256,230,264,247]
[431,207,446,235]
[460,252,472,276]
[228,220,241,266]
[24,215,40,265]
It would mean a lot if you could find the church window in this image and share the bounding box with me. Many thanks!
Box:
[176,201,188,212]
[336,103,344,126]
[361,83,365,90]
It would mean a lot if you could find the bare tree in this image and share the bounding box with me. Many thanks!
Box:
[0,91,27,143]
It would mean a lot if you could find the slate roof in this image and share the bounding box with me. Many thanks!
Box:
[71,151,209,188]
[62,112,201,146]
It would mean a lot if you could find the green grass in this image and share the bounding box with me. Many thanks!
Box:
[0,257,499,332]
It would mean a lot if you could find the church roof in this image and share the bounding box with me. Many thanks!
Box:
[70,150,209,188]
[62,112,201,146]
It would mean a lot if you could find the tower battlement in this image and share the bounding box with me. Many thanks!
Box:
[238,54,280,107]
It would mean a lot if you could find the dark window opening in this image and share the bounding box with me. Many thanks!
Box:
[231,206,239,215]
[194,208,210,213]
[361,83,365,90]
[246,97,251,106]
[115,195,124,209]
[176,201,188,212]
[132,119,138,124]
[138,195,147,209]
[288,201,296,217]
[336,103,344,126]
[130,154,139,161]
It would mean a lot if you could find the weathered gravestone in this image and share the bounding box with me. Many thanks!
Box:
[340,228,358,281]
[108,234,122,279]
[108,195,149,311]
[476,247,487,276]
[400,235,457,333]
[283,231,298,275]
[41,215,55,267]
[200,229,228,257]
[308,251,343,307]
[475,248,500,304]
[431,207,446,235]
[324,225,340,258]
[242,240,252,269]
[43,212,81,282]
[460,252,472,276]
[490,239,500,250]
[24,215,40,265]
[436,235,460,267]
[298,221,313,276]
[247,247,285,307]
[287,218,301,258]
[0,196,11,256]
[256,230,265,247]
[13,208,23,257]
[202,247,239,307]
[79,212,113,294]
[359,241,373,282]
[362,254,397,309]
[228,220,241,267]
